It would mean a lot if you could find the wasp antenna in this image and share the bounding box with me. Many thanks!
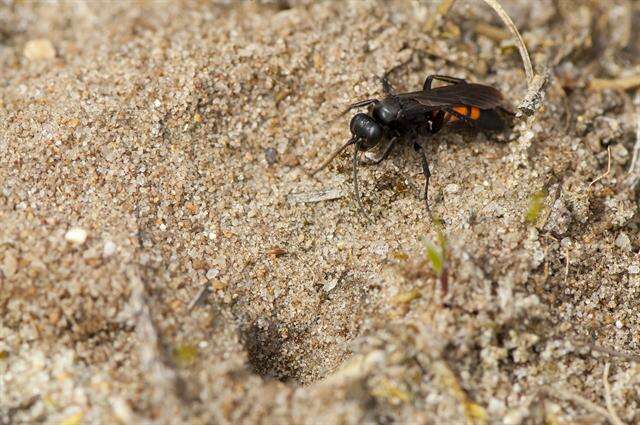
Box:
[309,137,356,177]
[341,98,379,116]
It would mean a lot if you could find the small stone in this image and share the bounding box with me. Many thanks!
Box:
[264,147,277,165]
[615,232,631,252]
[282,154,300,167]
[211,280,226,290]
[111,397,134,423]
[2,251,18,278]
[185,202,197,214]
[628,263,639,274]
[323,279,338,292]
[615,320,623,329]
[372,242,389,257]
[206,268,219,279]
[65,227,88,244]
[24,38,56,60]
[444,183,459,194]
[521,130,535,143]
[103,241,117,257]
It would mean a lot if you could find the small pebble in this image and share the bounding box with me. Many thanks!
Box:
[103,241,117,258]
[372,242,389,257]
[265,147,277,165]
[323,279,338,292]
[444,183,459,194]
[65,227,88,244]
[615,232,631,252]
[2,251,18,278]
[24,38,56,60]
[206,268,219,279]
[628,263,639,275]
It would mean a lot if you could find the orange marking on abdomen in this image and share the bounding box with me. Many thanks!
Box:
[446,105,481,123]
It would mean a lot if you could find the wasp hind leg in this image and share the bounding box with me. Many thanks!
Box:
[423,75,467,91]
[414,142,432,215]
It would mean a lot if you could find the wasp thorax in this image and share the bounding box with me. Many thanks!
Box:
[372,101,400,125]
[350,113,382,149]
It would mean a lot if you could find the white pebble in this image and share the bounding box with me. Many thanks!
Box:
[628,263,639,275]
[206,268,219,279]
[615,232,631,252]
[111,397,134,423]
[24,38,56,60]
[444,183,459,194]
[65,227,87,244]
[615,320,623,329]
[323,279,338,292]
[372,242,389,257]
[103,241,117,257]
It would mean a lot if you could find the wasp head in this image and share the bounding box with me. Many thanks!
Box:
[350,113,383,150]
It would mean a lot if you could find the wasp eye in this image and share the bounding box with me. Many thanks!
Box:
[350,113,382,149]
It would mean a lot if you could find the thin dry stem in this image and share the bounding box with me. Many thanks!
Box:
[563,245,570,283]
[603,363,625,425]
[580,343,640,363]
[589,146,612,188]
[544,386,620,424]
[474,23,510,41]
[626,109,640,188]
[479,0,534,85]
[589,75,640,91]
[428,0,535,86]
[187,284,209,311]
[425,0,456,32]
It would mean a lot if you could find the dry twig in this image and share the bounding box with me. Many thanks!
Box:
[187,284,209,311]
[427,0,534,83]
[563,245,570,283]
[288,188,345,203]
[544,386,622,425]
[580,343,640,363]
[626,108,640,188]
[589,146,612,188]
[589,75,640,91]
[425,0,456,32]
[479,0,534,85]
[603,363,625,425]
[431,0,545,115]
[473,23,510,41]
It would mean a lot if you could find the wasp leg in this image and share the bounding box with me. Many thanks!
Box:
[423,75,467,91]
[352,140,368,217]
[381,74,395,95]
[359,137,397,165]
[381,56,415,95]
[342,99,379,115]
[414,143,432,214]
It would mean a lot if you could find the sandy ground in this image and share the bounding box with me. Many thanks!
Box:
[1,1,639,424]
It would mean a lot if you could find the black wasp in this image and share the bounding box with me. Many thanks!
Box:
[311,72,512,215]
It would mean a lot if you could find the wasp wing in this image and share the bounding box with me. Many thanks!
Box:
[403,83,504,107]
[393,83,511,130]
